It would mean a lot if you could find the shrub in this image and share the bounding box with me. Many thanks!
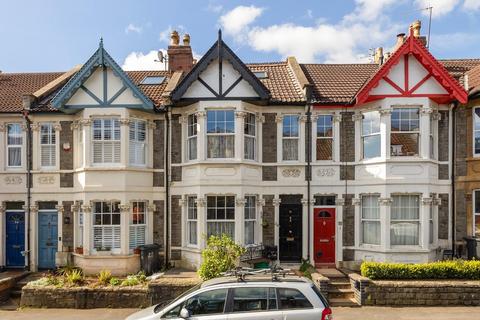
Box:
[98,269,112,285]
[57,265,81,277]
[198,234,246,280]
[121,275,140,287]
[109,277,121,286]
[65,269,84,286]
[361,260,480,280]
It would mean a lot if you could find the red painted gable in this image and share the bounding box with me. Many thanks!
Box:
[355,29,468,105]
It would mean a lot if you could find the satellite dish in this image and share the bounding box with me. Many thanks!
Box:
[157,50,164,62]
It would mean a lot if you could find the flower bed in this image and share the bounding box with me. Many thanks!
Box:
[361,260,480,280]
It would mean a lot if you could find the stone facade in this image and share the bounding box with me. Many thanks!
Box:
[62,201,74,250]
[60,121,73,170]
[171,166,182,182]
[438,164,449,180]
[153,120,165,169]
[171,195,182,248]
[153,172,165,187]
[153,200,165,249]
[438,194,449,240]
[342,194,355,248]
[438,111,449,162]
[171,115,182,164]
[262,195,275,246]
[262,166,277,181]
[262,113,277,163]
[60,172,73,188]
[340,112,355,163]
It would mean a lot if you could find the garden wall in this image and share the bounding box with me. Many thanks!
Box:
[0,277,16,302]
[20,278,200,309]
[349,273,480,306]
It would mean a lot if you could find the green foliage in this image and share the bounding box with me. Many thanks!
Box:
[109,277,121,286]
[56,264,81,277]
[361,260,480,280]
[65,269,84,286]
[299,259,315,273]
[120,272,148,286]
[97,269,112,285]
[198,234,246,280]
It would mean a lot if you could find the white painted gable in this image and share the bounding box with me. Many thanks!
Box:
[182,58,259,99]
[65,68,143,106]
[370,54,447,96]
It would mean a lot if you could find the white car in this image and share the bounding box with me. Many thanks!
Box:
[126,273,332,320]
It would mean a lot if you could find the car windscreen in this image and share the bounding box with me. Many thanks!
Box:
[310,284,329,308]
[154,283,202,314]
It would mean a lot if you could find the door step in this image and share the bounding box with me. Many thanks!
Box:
[329,297,360,307]
[328,288,355,300]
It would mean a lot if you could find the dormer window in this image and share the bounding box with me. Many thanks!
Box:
[140,76,165,85]
[253,71,267,79]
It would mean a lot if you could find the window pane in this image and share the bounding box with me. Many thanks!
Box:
[282,139,298,160]
[390,133,418,156]
[362,196,379,219]
[232,287,270,312]
[362,221,380,245]
[391,222,419,245]
[207,136,234,158]
[316,138,332,160]
[8,147,21,166]
[188,137,197,160]
[316,115,333,137]
[363,135,381,159]
[278,288,312,310]
[184,289,227,316]
[244,136,255,160]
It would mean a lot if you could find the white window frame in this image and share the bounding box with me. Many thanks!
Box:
[206,110,235,159]
[40,123,56,169]
[390,107,420,157]
[473,107,480,157]
[244,112,256,161]
[129,119,147,166]
[92,118,121,165]
[429,114,437,160]
[187,114,198,161]
[282,115,299,161]
[77,125,84,168]
[129,201,147,250]
[361,195,381,245]
[361,111,381,159]
[390,195,420,246]
[206,195,235,240]
[92,201,121,252]
[187,196,198,246]
[6,123,23,168]
[77,206,84,248]
[474,190,480,237]
[244,195,256,245]
[316,114,333,161]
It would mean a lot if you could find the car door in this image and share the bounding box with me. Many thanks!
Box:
[278,288,321,320]
[227,287,282,320]
[162,288,229,320]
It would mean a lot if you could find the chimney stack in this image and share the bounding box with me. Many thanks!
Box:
[167,30,194,73]
[374,47,384,65]
[394,33,405,51]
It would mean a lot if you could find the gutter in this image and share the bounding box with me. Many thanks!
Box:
[305,85,313,262]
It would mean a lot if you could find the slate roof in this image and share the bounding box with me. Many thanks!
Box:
[0,72,64,113]
[247,62,306,104]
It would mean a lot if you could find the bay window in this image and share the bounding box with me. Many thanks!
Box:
[390,195,420,245]
[92,118,120,164]
[187,114,198,160]
[207,196,235,239]
[7,123,22,167]
[207,110,235,158]
[316,115,333,160]
[390,108,419,156]
[361,195,380,245]
[362,111,381,159]
[244,113,256,160]
[282,115,299,161]
[93,201,121,251]
[474,190,480,237]
[430,115,436,159]
[474,108,480,156]
[40,123,56,168]
[187,196,198,245]
[244,196,256,245]
[129,201,146,249]
[129,119,146,166]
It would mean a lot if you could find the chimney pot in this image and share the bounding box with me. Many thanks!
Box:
[374,47,384,65]
[183,34,190,46]
[411,20,421,38]
[170,30,179,46]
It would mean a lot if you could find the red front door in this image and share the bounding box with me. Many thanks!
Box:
[314,208,336,265]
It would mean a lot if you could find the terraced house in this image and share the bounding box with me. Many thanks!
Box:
[0,21,479,275]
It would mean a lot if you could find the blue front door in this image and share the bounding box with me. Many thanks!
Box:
[38,212,58,269]
[6,211,25,267]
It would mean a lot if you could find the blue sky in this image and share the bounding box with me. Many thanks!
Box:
[0,0,479,72]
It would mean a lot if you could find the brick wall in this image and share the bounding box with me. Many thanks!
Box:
[153,200,165,248]
[262,113,277,163]
[262,166,277,181]
[438,111,449,162]
[60,173,73,188]
[171,115,182,164]
[340,112,355,181]
[262,195,275,246]
[60,121,73,170]
[438,164,449,180]
[62,201,74,251]
[171,195,181,247]
[456,189,467,240]
[438,194,449,240]
[171,166,182,182]
[153,120,165,169]
[342,194,354,250]
[153,172,165,187]
[455,107,467,177]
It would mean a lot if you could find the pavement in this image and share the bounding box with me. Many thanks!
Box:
[1,306,480,320]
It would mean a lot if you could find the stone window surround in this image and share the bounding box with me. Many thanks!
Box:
[352,105,441,163]
[31,122,62,171]
[179,194,263,250]
[180,106,264,164]
[75,200,154,256]
[352,193,440,251]
[72,115,156,170]
[473,190,480,237]
[472,106,480,157]
[310,113,341,163]
[1,122,27,170]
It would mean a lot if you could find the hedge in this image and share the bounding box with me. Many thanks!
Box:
[361,260,480,280]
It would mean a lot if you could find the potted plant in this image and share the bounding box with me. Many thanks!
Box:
[75,246,84,254]
[133,247,141,255]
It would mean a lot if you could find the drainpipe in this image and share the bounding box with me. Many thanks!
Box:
[22,95,33,271]
[451,102,457,256]
[305,85,313,263]
[164,106,171,269]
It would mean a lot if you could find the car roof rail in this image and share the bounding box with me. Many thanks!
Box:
[220,266,293,282]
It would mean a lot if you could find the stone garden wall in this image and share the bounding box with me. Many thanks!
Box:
[20,277,200,309]
[349,273,480,306]
[0,277,16,302]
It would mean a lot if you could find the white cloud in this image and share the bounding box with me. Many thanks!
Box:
[415,0,460,17]
[207,2,223,13]
[344,0,397,22]
[125,23,142,35]
[464,0,480,10]
[121,50,167,71]
[159,25,186,43]
[219,5,264,38]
